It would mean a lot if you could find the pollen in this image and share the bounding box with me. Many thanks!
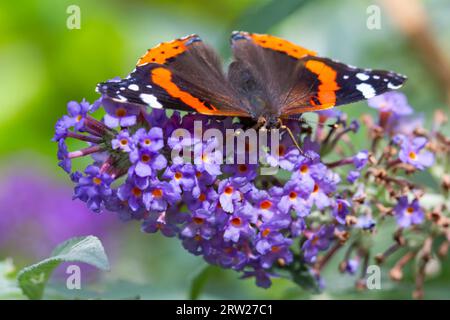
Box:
[409,151,417,160]
[76,115,83,122]
[260,200,272,210]
[143,138,152,145]
[115,107,127,118]
[92,177,102,185]
[152,188,163,198]
[406,207,414,215]
[262,228,270,237]
[120,139,128,145]
[199,193,206,201]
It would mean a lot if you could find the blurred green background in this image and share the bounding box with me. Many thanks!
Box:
[0,0,449,299]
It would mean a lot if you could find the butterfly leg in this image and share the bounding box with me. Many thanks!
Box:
[277,119,307,156]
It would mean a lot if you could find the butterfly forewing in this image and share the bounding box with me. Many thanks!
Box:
[97,35,250,117]
[281,56,407,115]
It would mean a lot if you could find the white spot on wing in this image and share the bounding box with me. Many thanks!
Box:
[128,84,139,91]
[373,75,380,80]
[356,73,370,81]
[114,95,128,102]
[356,83,376,99]
[387,82,402,90]
[343,75,349,80]
[140,93,163,109]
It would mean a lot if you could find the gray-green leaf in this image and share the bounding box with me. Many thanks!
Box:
[189,265,218,300]
[17,236,110,300]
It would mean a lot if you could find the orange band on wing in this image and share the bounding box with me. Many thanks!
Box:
[305,60,340,108]
[137,36,195,66]
[151,67,218,114]
[250,33,316,59]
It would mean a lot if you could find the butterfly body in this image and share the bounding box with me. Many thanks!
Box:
[97,32,406,128]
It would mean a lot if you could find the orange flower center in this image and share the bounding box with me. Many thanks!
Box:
[199,193,206,201]
[262,228,270,237]
[193,217,204,225]
[238,164,248,173]
[115,107,127,118]
[141,154,151,163]
[260,200,272,210]
[406,206,414,215]
[230,217,242,227]
[92,177,102,185]
[224,186,233,195]
[313,184,319,193]
[120,139,128,146]
[174,172,183,180]
[271,246,280,253]
[289,191,297,200]
[131,187,142,197]
[76,115,83,122]
[311,236,319,245]
[300,164,309,174]
[152,188,163,198]
[409,151,417,160]
[143,138,151,145]
[196,171,202,178]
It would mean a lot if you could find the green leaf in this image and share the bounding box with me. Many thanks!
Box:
[17,236,110,300]
[189,265,217,300]
[0,259,26,299]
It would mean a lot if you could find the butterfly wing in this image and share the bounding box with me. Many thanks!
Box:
[229,31,407,117]
[97,35,250,117]
[281,56,407,115]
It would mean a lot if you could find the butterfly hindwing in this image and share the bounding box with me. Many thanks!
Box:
[97,35,250,117]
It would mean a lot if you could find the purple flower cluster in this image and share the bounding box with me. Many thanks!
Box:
[53,90,439,292]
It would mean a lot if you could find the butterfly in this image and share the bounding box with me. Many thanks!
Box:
[96,31,407,128]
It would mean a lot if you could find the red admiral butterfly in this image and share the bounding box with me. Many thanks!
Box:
[97,31,407,128]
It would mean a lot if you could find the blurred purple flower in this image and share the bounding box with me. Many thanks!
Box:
[394,196,424,228]
[0,165,119,262]
[395,135,434,170]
